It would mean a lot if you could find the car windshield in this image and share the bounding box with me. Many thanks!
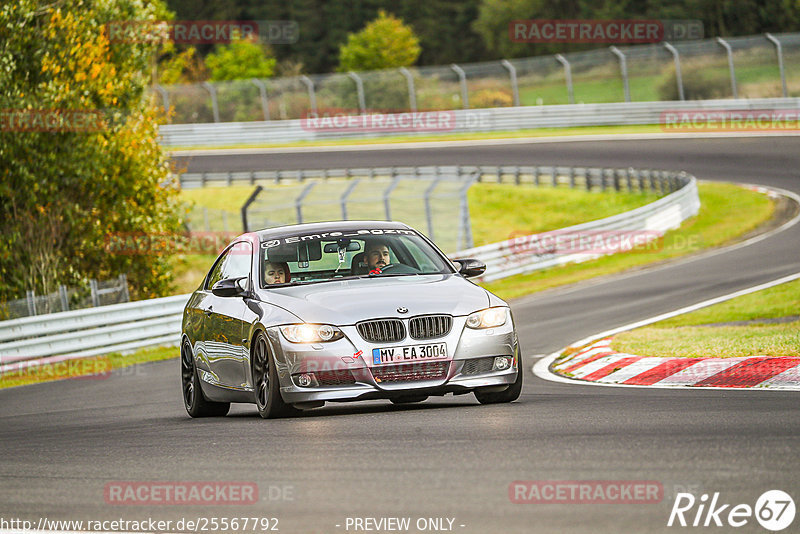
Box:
[260,228,454,287]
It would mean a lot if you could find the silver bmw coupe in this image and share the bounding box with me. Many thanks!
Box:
[181,221,522,418]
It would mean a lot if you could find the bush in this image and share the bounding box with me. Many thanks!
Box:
[658,64,730,101]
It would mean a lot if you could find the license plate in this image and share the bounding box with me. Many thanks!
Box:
[372,343,447,365]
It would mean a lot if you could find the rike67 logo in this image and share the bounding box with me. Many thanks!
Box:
[668,490,795,531]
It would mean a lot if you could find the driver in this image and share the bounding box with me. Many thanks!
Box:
[264,262,290,284]
[363,240,391,274]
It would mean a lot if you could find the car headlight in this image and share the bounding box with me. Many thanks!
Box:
[465,307,508,329]
[279,324,344,343]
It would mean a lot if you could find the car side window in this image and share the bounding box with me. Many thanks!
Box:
[205,241,252,290]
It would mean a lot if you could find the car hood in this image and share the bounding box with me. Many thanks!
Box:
[257,274,492,324]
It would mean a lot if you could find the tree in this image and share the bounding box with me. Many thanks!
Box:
[337,10,421,72]
[0,0,183,302]
[205,36,277,81]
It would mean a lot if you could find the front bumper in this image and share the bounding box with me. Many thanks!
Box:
[264,316,519,404]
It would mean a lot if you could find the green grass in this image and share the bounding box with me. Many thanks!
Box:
[469,184,659,247]
[481,182,774,300]
[0,346,176,390]
[611,323,800,359]
[610,279,800,359]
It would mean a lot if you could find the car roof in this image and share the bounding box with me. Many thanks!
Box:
[252,220,414,241]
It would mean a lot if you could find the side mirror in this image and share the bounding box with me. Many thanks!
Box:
[453,258,486,278]
[211,277,248,297]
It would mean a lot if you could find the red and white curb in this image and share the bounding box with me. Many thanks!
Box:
[551,338,800,390]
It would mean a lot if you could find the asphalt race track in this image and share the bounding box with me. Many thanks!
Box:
[1,136,798,533]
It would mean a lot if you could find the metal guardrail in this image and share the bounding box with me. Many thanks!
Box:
[0,295,189,373]
[458,170,699,282]
[0,166,697,371]
[160,97,800,147]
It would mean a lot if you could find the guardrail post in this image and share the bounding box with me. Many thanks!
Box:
[626,168,634,191]
[226,171,233,186]
[637,168,645,192]
[201,82,220,123]
[569,167,576,188]
[26,290,36,316]
[715,38,738,99]
[609,47,631,103]
[585,169,592,191]
[765,33,788,98]
[514,166,521,185]
[300,75,318,114]
[59,285,69,311]
[383,176,401,221]
[251,79,270,120]
[119,274,130,303]
[240,185,263,232]
[90,279,100,307]
[340,179,361,219]
[348,71,367,113]
[613,169,621,191]
[501,60,520,106]
[551,167,558,187]
[663,42,685,101]
[399,67,417,112]
[450,64,469,109]
[153,84,170,116]
[424,176,443,240]
[295,182,317,224]
[555,54,575,105]
[533,166,540,187]
[648,170,656,192]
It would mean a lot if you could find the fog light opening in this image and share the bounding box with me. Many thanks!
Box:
[493,356,511,371]
[295,373,318,387]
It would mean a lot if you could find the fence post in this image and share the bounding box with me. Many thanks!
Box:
[348,71,367,113]
[450,64,469,109]
[613,169,621,191]
[119,274,130,303]
[399,67,417,112]
[765,33,788,98]
[201,82,220,123]
[26,290,36,316]
[715,37,738,99]
[585,168,592,192]
[458,172,478,250]
[554,54,575,105]
[340,178,361,219]
[251,79,270,120]
[240,185,263,232]
[153,84,170,116]
[626,168,634,191]
[663,42,685,101]
[89,279,100,307]
[383,176,401,221]
[501,59,520,107]
[300,75,318,114]
[59,285,69,311]
[551,167,558,187]
[424,176,443,240]
[609,47,631,102]
[295,182,317,224]
[569,167,576,188]
[533,166,540,187]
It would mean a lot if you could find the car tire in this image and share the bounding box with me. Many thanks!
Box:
[474,353,523,405]
[390,396,428,405]
[252,332,298,419]
[181,340,230,418]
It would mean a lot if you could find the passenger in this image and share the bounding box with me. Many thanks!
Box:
[363,240,391,274]
[264,262,290,284]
